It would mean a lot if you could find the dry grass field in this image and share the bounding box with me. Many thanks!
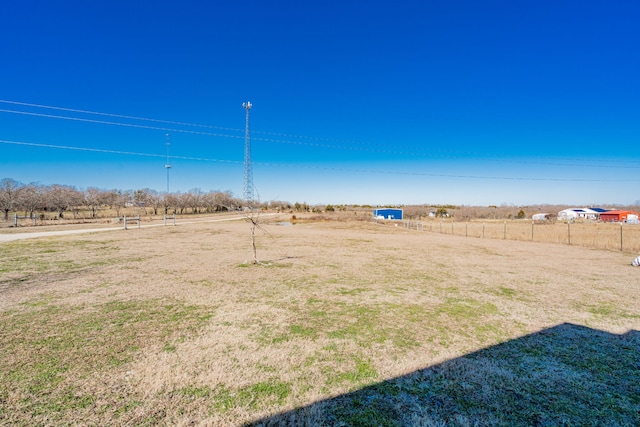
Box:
[1,215,639,426]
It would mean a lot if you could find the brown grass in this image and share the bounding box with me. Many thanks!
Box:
[1,216,639,425]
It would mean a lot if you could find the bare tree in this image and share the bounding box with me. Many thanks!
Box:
[84,187,103,219]
[133,189,148,214]
[44,185,70,218]
[118,190,133,217]
[141,188,161,215]
[243,190,275,265]
[244,207,272,265]
[44,185,84,219]
[162,193,178,215]
[175,192,189,215]
[187,188,204,214]
[69,188,85,219]
[213,191,233,212]
[21,183,44,218]
[0,178,24,220]
[104,189,131,218]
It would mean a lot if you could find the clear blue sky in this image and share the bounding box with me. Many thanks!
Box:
[1,1,639,206]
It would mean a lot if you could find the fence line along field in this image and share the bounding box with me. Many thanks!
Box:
[1,216,639,425]
[403,218,640,252]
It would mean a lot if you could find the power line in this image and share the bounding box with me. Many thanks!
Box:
[0,98,378,143]
[0,139,241,164]
[2,106,638,170]
[2,139,639,182]
[0,99,243,133]
[1,100,639,169]
[0,108,243,139]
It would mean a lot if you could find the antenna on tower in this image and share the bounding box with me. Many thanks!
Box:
[242,102,254,204]
[165,133,171,193]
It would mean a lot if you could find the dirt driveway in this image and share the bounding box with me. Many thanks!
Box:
[0,213,279,243]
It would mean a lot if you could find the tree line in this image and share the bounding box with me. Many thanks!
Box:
[0,177,295,221]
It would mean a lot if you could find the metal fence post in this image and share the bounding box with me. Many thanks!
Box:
[620,223,623,251]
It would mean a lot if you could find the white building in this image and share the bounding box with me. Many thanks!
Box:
[532,213,550,221]
[558,208,600,221]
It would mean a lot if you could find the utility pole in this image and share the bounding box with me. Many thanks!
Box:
[165,133,171,193]
[242,102,254,203]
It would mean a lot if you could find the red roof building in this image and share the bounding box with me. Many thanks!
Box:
[599,210,639,222]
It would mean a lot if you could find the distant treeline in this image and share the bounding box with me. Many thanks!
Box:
[2,177,638,222]
[0,178,292,220]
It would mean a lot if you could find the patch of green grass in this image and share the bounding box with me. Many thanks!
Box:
[256,320,321,344]
[333,357,378,387]
[177,385,213,400]
[208,380,291,413]
[0,239,120,286]
[259,295,504,353]
[435,297,499,319]
[163,342,177,353]
[577,302,640,320]
[289,323,318,338]
[242,380,291,406]
[0,299,212,420]
[496,286,517,297]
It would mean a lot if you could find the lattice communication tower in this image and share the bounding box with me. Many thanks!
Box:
[242,102,254,202]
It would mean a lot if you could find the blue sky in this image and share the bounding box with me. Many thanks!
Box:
[1,1,639,206]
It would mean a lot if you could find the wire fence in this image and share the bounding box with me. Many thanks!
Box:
[402,220,640,253]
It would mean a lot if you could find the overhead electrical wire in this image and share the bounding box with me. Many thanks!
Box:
[0,109,243,139]
[0,99,243,133]
[2,139,639,182]
[0,139,241,164]
[1,99,638,172]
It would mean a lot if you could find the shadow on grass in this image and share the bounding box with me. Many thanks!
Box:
[245,323,640,426]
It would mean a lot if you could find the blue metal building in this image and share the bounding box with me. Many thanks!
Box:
[373,208,403,220]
